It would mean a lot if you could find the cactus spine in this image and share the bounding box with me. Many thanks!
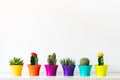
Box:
[97,52,104,65]
[47,53,57,65]
[30,52,38,65]
[80,58,90,66]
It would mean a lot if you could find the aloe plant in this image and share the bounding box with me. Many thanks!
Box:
[60,58,75,66]
[9,57,24,65]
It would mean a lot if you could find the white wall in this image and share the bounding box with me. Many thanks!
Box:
[0,0,120,74]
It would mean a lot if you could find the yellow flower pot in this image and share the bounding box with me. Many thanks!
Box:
[95,65,108,77]
[10,65,23,76]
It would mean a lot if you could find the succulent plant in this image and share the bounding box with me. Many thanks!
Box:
[60,58,75,66]
[97,52,104,65]
[30,52,38,65]
[80,58,90,66]
[9,57,24,65]
[47,53,57,65]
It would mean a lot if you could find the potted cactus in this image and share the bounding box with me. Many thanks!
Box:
[27,52,41,76]
[9,57,24,76]
[95,52,108,76]
[78,58,92,76]
[44,53,58,76]
[60,58,76,76]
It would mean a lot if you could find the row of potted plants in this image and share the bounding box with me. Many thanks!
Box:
[9,52,108,77]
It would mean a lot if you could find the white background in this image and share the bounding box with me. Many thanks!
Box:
[0,0,120,74]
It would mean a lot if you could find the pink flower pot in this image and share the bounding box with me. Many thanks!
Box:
[45,65,58,76]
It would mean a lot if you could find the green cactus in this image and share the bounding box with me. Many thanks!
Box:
[30,56,38,65]
[98,56,104,65]
[47,53,57,65]
[30,52,38,65]
[97,52,104,65]
[80,58,90,66]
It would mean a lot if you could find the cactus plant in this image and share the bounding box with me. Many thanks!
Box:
[95,52,108,76]
[9,57,24,65]
[80,58,90,66]
[60,58,75,66]
[47,53,57,65]
[28,52,41,76]
[30,52,38,65]
[79,58,92,76]
[97,52,104,65]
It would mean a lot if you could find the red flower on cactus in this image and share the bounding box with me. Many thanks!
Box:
[31,52,37,57]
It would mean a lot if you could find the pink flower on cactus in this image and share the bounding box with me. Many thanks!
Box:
[31,52,37,57]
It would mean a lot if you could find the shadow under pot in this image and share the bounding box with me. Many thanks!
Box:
[45,65,58,76]
[62,65,76,76]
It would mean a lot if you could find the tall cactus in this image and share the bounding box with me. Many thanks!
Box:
[30,52,38,65]
[47,53,57,65]
[97,52,104,65]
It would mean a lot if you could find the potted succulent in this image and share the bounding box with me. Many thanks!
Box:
[9,57,24,76]
[60,58,76,76]
[95,52,108,76]
[44,53,58,76]
[28,52,41,76]
[78,58,92,76]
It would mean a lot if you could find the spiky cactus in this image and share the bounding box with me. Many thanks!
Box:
[80,58,90,66]
[97,52,104,65]
[30,52,38,65]
[47,53,57,65]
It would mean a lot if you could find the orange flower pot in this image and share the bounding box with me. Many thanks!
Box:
[28,64,41,76]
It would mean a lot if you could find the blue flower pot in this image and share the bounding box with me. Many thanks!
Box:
[78,65,92,76]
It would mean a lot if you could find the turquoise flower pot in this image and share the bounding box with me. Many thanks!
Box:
[78,65,92,76]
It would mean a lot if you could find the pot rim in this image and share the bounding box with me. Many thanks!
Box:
[62,65,76,66]
[28,64,41,66]
[9,65,23,66]
[44,64,58,66]
[78,65,92,66]
[94,64,108,66]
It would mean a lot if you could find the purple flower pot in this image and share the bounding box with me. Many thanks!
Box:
[62,65,76,76]
[45,65,58,76]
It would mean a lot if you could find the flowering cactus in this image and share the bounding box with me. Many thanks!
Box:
[97,52,104,65]
[30,52,38,65]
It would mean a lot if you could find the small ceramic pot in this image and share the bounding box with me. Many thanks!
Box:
[28,64,41,76]
[78,65,92,76]
[95,65,108,77]
[62,65,76,76]
[45,65,58,76]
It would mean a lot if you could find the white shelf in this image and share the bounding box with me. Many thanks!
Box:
[0,76,120,80]
[0,72,120,80]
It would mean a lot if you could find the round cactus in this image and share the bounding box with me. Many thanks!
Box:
[80,58,90,66]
